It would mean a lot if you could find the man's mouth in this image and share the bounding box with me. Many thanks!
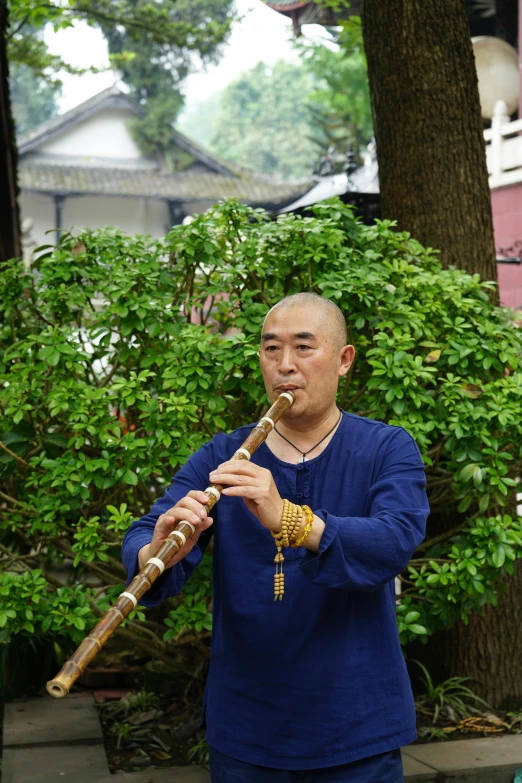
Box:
[276,385,300,392]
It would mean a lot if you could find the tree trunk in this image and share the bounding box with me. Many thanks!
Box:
[0,0,21,263]
[411,505,522,706]
[361,0,497,284]
[445,562,522,709]
[419,559,522,709]
[361,0,519,706]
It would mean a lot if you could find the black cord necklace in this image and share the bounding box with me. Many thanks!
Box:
[273,409,343,463]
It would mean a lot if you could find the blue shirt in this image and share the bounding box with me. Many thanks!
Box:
[122,411,429,770]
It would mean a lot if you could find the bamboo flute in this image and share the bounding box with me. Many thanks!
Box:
[46,391,294,698]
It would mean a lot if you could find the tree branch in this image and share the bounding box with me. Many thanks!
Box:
[415,521,468,554]
[0,440,39,470]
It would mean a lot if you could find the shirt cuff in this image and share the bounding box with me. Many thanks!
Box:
[298,511,339,576]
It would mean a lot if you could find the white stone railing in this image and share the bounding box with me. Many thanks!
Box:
[484,100,522,188]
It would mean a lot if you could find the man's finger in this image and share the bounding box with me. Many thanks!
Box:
[221,485,257,498]
[158,510,201,530]
[186,490,210,504]
[213,461,259,476]
[176,497,208,519]
[209,472,253,486]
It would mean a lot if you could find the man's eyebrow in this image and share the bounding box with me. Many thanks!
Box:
[261,331,317,342]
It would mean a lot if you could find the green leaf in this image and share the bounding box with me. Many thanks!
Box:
[492,545,505,568]
[123,470,138,486]
[409,624,428,635]
[460,464,477,482]
[479,493,490,513]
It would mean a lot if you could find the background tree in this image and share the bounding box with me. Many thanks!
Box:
[0,0,21,262]
[358,0,516,705]
[180,41,373,178]
[10,60,60,135]
[209,60,318,179]
[360,0,497,281]
[1,0,236,252]
[177,92,221,149]
[97,0,236,156]
[298,35,373,158]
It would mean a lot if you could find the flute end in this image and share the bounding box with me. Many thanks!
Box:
[46,679,69,699]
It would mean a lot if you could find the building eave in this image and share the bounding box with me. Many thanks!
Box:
[18,86,143,156]
[19,161,312,208]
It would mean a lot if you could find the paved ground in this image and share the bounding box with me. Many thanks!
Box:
[2,693,208,783]
[3,694,522,782]
[402,737,522,782]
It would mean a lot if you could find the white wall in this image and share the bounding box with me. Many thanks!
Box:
[39,110,144,163]
[21,192,171,249]
[20,192,57,249]
[143,198,171,236]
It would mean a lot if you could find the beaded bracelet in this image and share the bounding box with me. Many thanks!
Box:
[293,505,314,548]
[272,499,300,600]
[272,500,315,600]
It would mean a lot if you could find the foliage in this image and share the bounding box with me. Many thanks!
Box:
[99,686,203,765]
[209,59,317,179]
[102,688,159,719]
[413,660,491,724]
[6,0,236,148]
[417,726,450,741]
[99,0,236,153]
[308,0,372,155]
[9,58,60,136]
[187,737,209,765]
[196,39,372,177]
[163,554,213,641]
[176,93,221,150]
[2,198,522,671]
[299,39,373,157]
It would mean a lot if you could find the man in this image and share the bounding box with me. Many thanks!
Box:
[122,292,429,782]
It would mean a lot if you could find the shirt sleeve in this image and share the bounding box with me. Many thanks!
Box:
[121,440,216,607]
[299,427,429,591]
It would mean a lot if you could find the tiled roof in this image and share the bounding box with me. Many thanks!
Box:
[19,161,311,207]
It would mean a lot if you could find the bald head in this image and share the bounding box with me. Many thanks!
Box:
[263,293,347,352]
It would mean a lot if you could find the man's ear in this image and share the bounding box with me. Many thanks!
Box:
[338,345,356,377]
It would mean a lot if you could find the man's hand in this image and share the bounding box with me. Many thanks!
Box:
[138,490,213,570]
[209,461,284,533]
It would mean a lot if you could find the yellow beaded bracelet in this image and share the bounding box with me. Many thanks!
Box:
[272,499,303,601]
[292,505,314,548]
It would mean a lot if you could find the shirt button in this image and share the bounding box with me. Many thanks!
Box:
[296,492,303,498]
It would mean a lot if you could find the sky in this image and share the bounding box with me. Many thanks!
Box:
[43,0,325,115]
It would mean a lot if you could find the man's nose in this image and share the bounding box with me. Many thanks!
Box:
[279,348,296,373]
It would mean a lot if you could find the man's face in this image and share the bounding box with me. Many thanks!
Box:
[259,304,354,417]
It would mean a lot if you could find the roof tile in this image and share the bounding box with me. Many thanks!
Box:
[19,162,311,207]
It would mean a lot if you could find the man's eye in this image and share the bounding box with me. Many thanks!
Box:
[266,345,278,352]
[297,344,311,350]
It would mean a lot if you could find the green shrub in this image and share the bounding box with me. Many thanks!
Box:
[2,198,522,672]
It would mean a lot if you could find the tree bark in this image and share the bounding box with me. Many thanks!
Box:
[361,0,518,706]
[421,559,522,709]
[0,0,21,263]
[413,505,522,707]
[361,0,497,285]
